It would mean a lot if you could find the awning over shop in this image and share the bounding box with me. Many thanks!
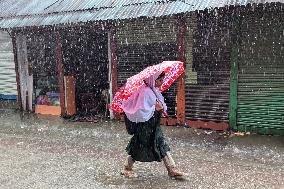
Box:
[0,0,284,29]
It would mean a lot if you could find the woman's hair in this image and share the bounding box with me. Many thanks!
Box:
[157,72,165,80]
[144,72,165,87]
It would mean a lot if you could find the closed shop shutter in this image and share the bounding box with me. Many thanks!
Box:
[116,18,178,117]
[237,8,284,135]
[0,31,17,96]
[185,12,231,123]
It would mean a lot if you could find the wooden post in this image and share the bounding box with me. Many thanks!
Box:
[110,28,118,97]
[55,31,65,116]
[11,31,23,111]
[65,76,76,116]
[109,27,119,118]
[176,17,186,125]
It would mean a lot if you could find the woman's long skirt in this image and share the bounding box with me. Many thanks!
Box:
[125,111,170,162]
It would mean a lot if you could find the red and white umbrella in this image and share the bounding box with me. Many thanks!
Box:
[111,61,185,113]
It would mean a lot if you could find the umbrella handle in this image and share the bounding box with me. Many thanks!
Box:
[162,111,169,118]
[156,99,168,118]
[155,100,164,112]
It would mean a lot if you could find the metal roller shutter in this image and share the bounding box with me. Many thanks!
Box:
[185,12,231,122]
[0,31,17,97]
[237,8,284,135]
[116,18,178,117]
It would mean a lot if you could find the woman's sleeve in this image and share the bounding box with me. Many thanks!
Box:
[140,88,156,111]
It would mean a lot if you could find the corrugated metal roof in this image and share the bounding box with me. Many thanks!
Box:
[0,0,171,17]
[0,0,284,29]
[184,0,284,10]
[0,1,193,28]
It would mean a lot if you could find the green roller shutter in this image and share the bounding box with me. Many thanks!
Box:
[237,9,284,135]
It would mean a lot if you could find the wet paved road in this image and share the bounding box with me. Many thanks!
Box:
[0,109,284,189]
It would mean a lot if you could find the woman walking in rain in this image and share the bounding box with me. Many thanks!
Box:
[120,72,184,179]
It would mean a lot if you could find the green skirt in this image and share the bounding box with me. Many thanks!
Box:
[125,111,170,162]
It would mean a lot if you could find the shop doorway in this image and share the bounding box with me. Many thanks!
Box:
[62,28,109,117]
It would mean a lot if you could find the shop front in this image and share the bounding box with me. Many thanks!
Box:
[235,5,284,135]
[116,17,178,119]
[26,31,61,115]
[14,27,110,117]
[62,26,109,118]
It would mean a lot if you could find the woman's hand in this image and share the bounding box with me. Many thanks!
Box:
[155,101,164,112]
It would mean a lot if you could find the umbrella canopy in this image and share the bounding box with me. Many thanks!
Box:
[111,61,185,113]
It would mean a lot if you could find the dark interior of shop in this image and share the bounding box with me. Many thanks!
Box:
[62,28,109,117]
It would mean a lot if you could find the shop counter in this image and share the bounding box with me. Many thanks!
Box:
[35,105,61,116]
